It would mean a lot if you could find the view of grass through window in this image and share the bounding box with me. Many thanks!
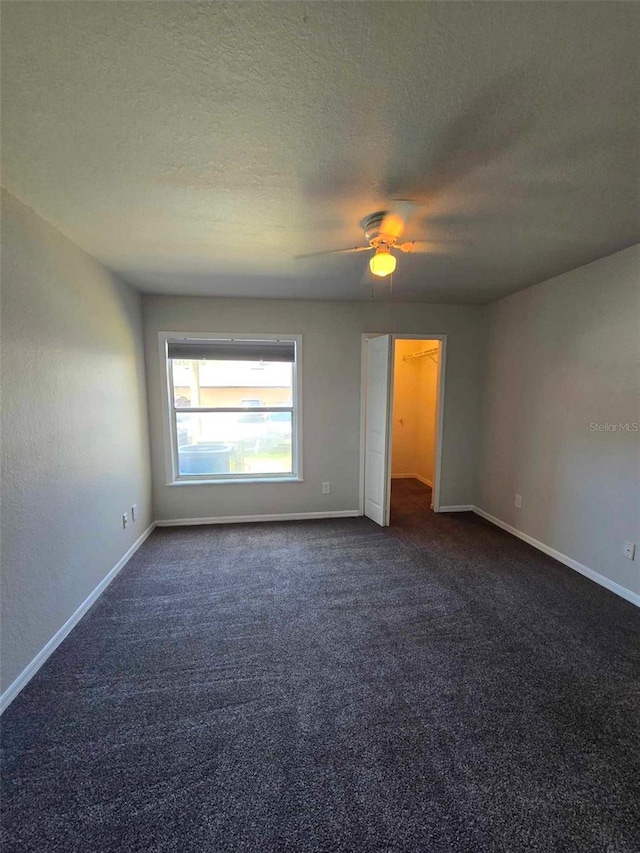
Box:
[172,358,293,477]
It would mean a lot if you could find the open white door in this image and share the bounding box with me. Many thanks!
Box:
[364,334,393,526]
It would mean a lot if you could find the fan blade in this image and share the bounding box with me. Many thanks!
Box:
[295,245,372,260]
[378,199,418,240]
[396,240,452,254]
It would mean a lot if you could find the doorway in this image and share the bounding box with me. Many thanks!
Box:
[390,339,440,519]
[360,334,446,527]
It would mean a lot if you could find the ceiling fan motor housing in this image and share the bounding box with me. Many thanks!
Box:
[361,211,397,248]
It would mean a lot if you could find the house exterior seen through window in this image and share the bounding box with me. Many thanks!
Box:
[161,335,302,483]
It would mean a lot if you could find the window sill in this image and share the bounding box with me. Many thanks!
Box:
[166,476,303,486]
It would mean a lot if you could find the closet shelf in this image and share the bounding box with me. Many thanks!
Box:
[402,347,439,364]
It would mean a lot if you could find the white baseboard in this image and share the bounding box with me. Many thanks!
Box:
[438,505,474,513]
[391,473,433,487]
[156,510,361,526]
[0,523,156,715]
[472,507,639,608]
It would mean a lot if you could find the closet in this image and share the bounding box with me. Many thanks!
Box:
[391,339,440,494]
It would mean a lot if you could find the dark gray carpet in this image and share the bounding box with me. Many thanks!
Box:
[2,479,639,852]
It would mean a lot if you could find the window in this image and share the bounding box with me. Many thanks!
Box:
[160,334,302,483]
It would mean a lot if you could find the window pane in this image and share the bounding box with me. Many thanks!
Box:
[172,359,292,409]
[176,412,293,476]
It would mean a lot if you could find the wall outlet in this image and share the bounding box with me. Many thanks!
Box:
[131,504,138,522]
[122,512,129,529]
[515,494,523,509]
[322,482,331,495]
[623,541,636,560]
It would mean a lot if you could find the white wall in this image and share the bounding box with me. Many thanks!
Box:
[478,244,640,598]
[416,344,439,486]
[391,340,422,477]
[142,297,485,521]
[0,190,152,694]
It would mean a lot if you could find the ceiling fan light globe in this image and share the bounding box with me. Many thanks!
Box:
[369,250,396,278]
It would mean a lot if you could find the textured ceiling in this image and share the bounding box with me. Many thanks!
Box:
[2,1,639,302]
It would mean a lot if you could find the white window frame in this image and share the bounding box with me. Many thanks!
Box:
[158,332,303,485]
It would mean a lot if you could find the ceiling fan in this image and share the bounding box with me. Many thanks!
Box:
[295,200,435,278]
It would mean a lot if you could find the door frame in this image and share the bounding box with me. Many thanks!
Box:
[359,333,448,518]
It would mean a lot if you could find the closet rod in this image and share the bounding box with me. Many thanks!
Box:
[402,346,439,362]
